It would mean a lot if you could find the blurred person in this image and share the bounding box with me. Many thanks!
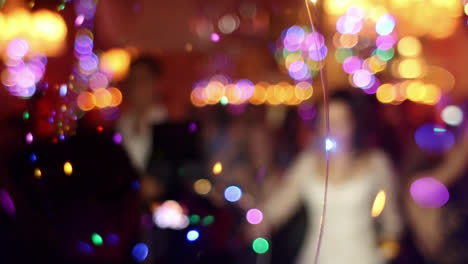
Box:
[404,122,468,264]
[257,90,402,264]
[117,56,167,201]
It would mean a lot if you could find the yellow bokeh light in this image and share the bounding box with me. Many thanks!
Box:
[376,84,396,104]
[368,56,387,74]
[397,36,422,58]
[285,53,302,69]
[225,84,243,105]
[406,81,425,102]
[465,3,468,16]
[100,49,131,82]
[63,161,73,176]
[274,82,294,103]
[295,81,313,100]
[398,59,423,79]
[204,81,225,105]
[371,190,386,217]
[250,82,268,105]
[77,91,96,111]
[32,10,67,42]
[108,87,123,107]
[190,87,206,107]
[34,168,42,179]
[194,179,212,195]
[212,162,222,175]
[93,88,112,108]
[339,34,358,49]
[421,84,441,105]
[266,85,281,105]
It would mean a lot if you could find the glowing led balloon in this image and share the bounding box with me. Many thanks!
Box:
[63,161,73,176]
[224,186,242,202]
[91,233,103,246]
[414,123,455,154]
[371,190,386,217]
[186,230,199,242]
[375,14,395,36]
[132,243,149,262]
[212,162,222,175]
[325,137,336,151]
[410,177,449,208]
[441,105,463,126]
[246,209,263,225]
[252,237,269,254]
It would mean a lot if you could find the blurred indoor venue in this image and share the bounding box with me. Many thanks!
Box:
[1,0,468,263]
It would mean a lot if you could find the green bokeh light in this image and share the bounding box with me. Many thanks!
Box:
[220,96,228,106]
[91,233,103,246]
[252,237,269,254]
[189,214,200,225]
[201,215,214,226]
[23,111,30,120]
[334,48,353,63]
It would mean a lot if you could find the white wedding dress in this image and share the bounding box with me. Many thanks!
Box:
[264,150,401,264]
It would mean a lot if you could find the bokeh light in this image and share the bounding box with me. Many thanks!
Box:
[224,186,242,202]
[325,137,336,151]
[246,209,263,225]
[34,168,42,179]
[397,36,422,57]
[153,200,189,230]
[371,190,386,217]
[91,233,103,246]
[99,49,131,81]
[441,105,463,126]
[212,162,223,175]
[63,161,73,176]
[252,237,269,254]
[375,14,395,36]
[414,123,455,154]
[186,230,200,242]
[410,177,449,208]
[105,233,119,246]
[194,179,212,195]
[132,243,149,263]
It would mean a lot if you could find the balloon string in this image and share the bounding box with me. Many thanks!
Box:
[304,1,330,264]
